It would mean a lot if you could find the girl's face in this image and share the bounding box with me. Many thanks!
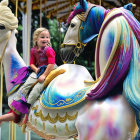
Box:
[37,30,50,48]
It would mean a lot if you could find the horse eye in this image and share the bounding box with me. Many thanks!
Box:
[0,25,5,30]
[70,23,75,28]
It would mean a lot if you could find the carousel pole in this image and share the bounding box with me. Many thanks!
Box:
[99,0,101,5]
[22,0,32,66]
[40,0,42,27]
[8,1,18,140]
[25,1,32,139]
[22,0,32,139]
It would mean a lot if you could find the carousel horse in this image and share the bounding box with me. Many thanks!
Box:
[0,0,92,140]
[0,0,139,140]
[60,0,140,139]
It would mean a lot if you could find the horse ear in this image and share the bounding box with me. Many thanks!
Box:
[0,0,9,6]
[80,0,84,6]
[79,0,87,11]
[123,3,136,11]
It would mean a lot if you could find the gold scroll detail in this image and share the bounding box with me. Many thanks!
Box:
[32,105,78,124]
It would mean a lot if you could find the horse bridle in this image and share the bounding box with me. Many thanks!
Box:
[61,3,96,63]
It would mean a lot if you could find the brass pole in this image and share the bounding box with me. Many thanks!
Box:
[15,0,18,17]
[40,0,42,27]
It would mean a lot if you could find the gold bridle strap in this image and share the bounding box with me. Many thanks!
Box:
[61,41,87,49]
[75,41,87,49]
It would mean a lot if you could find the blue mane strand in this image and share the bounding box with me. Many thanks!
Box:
[79,5,106,43]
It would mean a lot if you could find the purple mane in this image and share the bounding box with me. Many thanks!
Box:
[67,3,85,23]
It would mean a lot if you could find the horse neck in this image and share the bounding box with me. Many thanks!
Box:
[81,6,105,43]
[2,32,26,93]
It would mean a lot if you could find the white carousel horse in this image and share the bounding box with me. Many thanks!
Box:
[0,0,94,139]
[0,0,138,140]
[61,0,140,140]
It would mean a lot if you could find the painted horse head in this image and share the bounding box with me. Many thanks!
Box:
[60,0,106,63]
[60,0,139,64]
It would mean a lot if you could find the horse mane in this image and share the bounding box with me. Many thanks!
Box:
[122,8,140,112]
[67,3,85,23]
[86,8,140,100]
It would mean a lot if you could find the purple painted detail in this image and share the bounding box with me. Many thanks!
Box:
[11,96,29,114]
[67,9,84,23]
[107,121,120,138]
[11,66,32,86]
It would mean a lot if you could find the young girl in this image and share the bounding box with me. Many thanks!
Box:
[0,27,56,124]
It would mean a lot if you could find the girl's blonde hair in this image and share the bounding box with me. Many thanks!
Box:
[33,27,52,47]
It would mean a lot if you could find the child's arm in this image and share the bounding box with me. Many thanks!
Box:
[30,64,39,74]
[38,64,54,83]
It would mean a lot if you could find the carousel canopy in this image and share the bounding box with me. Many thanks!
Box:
[10,0,140,22]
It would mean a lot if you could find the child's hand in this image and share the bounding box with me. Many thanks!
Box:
[38,74,46,83]
[35,68,40,74]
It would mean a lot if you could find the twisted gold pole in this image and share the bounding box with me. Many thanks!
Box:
[15,0,18,18]
[40,0,42,27]
[9,121,11,140]
[99,0,101,5]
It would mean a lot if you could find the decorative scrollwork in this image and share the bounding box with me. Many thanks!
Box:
[32,106,78,123]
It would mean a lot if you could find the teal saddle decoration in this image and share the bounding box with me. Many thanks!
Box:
[40,64,93,109]
[40,84,90,109]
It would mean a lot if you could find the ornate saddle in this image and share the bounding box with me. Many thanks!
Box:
[40,64,93,109]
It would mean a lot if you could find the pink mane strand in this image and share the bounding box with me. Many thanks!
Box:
[67,9,84,23]
[67,3,85,23]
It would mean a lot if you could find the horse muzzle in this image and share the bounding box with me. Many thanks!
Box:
[60,44,77,63]
[60,42,86,63]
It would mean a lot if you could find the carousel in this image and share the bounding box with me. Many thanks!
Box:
[0,0,140,140]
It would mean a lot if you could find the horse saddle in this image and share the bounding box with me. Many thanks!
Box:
[40,64,93,109]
